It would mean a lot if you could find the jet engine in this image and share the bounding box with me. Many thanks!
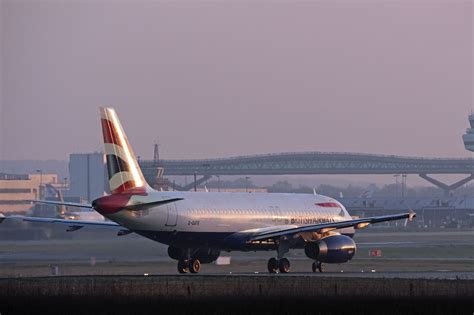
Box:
[168,246,220,264]
[304,235,356,263]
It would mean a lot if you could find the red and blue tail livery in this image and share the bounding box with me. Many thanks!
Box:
[100,107,149,194]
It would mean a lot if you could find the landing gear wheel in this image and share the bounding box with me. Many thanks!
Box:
[189,258,201,274]
[267,257,279,273]
[278,258,290,273]
[312,261,323,273]
[178,260,189,273]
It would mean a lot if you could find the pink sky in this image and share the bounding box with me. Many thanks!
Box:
[1,1,472,161]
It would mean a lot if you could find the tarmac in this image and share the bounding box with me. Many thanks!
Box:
[0,228,473,314]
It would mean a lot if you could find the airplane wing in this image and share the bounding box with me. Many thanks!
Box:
[0,213,127,233]
[249,210,416,241]
[31,200,93,209]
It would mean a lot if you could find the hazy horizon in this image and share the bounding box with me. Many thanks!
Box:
[1,0,473,162]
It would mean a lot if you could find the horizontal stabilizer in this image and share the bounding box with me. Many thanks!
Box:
[126,198,184,211]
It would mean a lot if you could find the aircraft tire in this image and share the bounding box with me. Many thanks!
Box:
[177,259,189,273]
[312,261,323,273]
[278,258,290,273]
[267,257,279,273]
[189,258,201,274]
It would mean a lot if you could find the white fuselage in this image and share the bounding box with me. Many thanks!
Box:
[104,191,355,249]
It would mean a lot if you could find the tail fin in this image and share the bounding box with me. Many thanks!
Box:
[100,107,149,194]
[45,183,67,217]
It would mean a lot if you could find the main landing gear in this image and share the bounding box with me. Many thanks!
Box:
[177,258,201,274]
[312,260,323,273]
[268,241,291,273]
[267,257,291,273]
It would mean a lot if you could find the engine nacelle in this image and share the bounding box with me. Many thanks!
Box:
[168,246,220,264]
[304,235,356,263]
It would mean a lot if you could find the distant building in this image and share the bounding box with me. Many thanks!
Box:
[463,113,474,152]
[153,167,171,191]
[341,196,474,228]
[68,153,106,202]
[196,188,268,193]
[0,173,58,214]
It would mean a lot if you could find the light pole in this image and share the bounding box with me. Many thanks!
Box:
[393,174,400,197]
[194,171,197,192]
[402,174,407,197]
[245,176,251,193]
[36,169,43,199]
[63,177,68,198]
[202,164,211,192]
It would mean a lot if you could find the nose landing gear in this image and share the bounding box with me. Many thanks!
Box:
[312,260,323,273]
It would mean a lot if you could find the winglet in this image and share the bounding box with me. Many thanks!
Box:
[408,209,416,221]
[0,213,5,223]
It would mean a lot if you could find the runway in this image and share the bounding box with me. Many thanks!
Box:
[118,271,474,279]
[0,229,473,314]
[1,229,473,279]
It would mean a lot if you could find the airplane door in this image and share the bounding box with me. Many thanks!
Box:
[165,203,178,226]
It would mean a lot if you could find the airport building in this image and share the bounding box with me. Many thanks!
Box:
[3,114,474,226]
[68,153,107,202]
[342,196,474,228]
[462,113,474,152]
[0,173,58,214]
[196,188,268,193]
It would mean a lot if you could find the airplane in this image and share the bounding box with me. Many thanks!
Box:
[359,188,374,199]
[0,107,416,274]
[44,184,106,221]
